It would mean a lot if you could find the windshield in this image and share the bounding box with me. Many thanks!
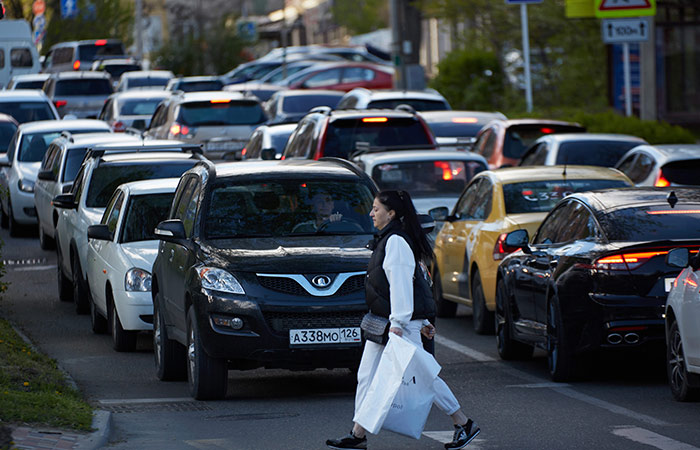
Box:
[86,162,196,207]
[282,94,342,113]
[127,77,170,88]
[600,206,700,241]
[178,101,266,126]
[504,124,584,159]
[55,79,113,96]
[102,65,140,79]
[555,140,641,167]
[367,99,449,111]
[372,160,486,198]
[176,80,224,92]
[19,130,105,163]
[76,43,125,62]
[205,179,375,238]
[428,120,485,138]
[324,117,433,158]
[15,80,45,90]
[503,179,630,214]
[0,122,17,152]
[120,193,174,243]
[0,102,55,124]
[118,98,163,116]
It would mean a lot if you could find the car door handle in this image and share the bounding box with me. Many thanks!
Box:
[169,249,174,262]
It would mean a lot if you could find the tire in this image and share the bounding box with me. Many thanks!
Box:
[90,293,107,334]
[0,201,8,229]
[56,240,72,302]
[547,296,576,382]
[495,279,533,360]
[109,294,137,352]
[187,306,227,400]
[7,200,19,237]
[433,267,457,318]
[667,319,700,402]
[471,271,495,335]
[38,220,55,250]
[153,295,186,381]
[71,254,89,314]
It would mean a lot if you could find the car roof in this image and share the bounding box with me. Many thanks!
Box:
[51,39,122,47]
[89,139,196,152]
[17,119,111,133]
[121,70,174,79]
[482,165,631,184]
[119,177,180,196]
[211,159,366,180]
[0,90,51,101]
[503,119,584,127]
[57,132,139,148]
[356,150,488,165]
[420,110,507,122]
[178,91,253,102]
[99,152,201,163]
[0,113,18,124]
[540,133,646,143]
[107,90,171,100]
[177,76,222,82]
[351,89,446,101]
[10,73,51,82]
[627,144,700,161]
[571,187,700,213]
[276,89,345,98]
[51,71,112,80]
[326,108,419,120]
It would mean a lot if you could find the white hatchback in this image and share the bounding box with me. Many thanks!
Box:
[86,178,179,351]
[665,247,700,401]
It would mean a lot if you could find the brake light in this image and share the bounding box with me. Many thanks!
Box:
[241,147,247,156]
[210,99,231,104]
[73,60,80,70]
[363,117,388,123]
[452,117,478,124]
[112,121,126,132]
[54,100,67,108]
[170,123,190,136]
[647,210,700,215]
[594,251,667,270]
[541,127,554,134]
[95,39,107,46]
[654,172,670,187]
[493,233,521,260]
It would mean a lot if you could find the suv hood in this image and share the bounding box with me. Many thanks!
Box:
[201,235,373,273]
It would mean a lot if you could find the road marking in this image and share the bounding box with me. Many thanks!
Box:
[183,439,230,449]
[98,397,195,405]
[13,265,55,271]
[423,431,484,448]
[506,382,571,388]
[612,426,700,450]
[434,335,495,362]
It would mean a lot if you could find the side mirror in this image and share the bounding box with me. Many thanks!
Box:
[418,214,435,234]
[52,193,77,210]
[429,206,449,222]
[666,248,690,269]
[154,219,187,242]
[87,224,113,241]
[505,229,531,254]
[0,154,9,167]
[260,148,276,160]
[38,169,57,181]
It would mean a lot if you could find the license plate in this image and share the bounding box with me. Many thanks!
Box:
[665,277,676,293]
[289,328,361,345]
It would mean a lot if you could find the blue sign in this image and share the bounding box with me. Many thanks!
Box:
[611,43,640,114]
[61,0,77,18]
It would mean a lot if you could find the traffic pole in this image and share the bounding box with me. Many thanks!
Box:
[521,3,533,113]
[623,42,632,117]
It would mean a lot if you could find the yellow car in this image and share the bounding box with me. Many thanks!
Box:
[430,166,632,334]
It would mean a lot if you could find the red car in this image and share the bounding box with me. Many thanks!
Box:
[284,62,394,92]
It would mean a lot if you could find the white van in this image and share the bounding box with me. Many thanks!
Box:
[0,20,40,89]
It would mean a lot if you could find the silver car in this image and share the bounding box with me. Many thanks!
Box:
[43,71,114,119]
[98,90,170,132]
[615,144,700,187]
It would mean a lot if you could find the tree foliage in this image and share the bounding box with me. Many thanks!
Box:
[331,0,389,35]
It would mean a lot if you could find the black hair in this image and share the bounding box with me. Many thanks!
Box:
[376,190,433,263]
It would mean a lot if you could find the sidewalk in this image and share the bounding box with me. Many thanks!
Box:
[10,410,111,450]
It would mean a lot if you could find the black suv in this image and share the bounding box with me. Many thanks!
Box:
[282,107,437,161]
[152,158,377,399]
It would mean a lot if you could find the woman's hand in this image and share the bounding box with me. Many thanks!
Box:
[421,323,436,340]
[389,327,403,337]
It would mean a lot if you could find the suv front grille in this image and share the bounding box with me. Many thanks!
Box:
[258,274,365,297]
[264,311,364,333]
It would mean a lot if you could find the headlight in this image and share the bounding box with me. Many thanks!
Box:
[197,267,245,294]
[18,179,34,193]
[125,268,152,292]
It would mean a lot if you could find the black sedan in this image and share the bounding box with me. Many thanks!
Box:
[495,188,700,381]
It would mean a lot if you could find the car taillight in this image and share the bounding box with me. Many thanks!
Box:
[95,39,107,46]
[493,232,521,260]
[594,251,667,270]
[73,60,80,70]
[541,127,554,134]
[112,121,126,132]
[451,117,478,124]
[54,100,67,108]
[655,171,670,187]
[170,123,190,136]
[362,117,388,123]
[241,147,247,157]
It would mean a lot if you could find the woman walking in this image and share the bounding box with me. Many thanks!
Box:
[326,190,480,450]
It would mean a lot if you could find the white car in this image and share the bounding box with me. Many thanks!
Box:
[98,90,170,132]
[0,119,111,236]
[665,248,700,401]
[615,144,700,187]
[35,132,139,249]
[86,178,179,351]
[351,149,488,214]
[52,143,203,313]
[0,89,59,123]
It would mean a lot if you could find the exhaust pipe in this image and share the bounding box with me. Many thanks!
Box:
[624,333,640,344]
[607,333,623,345]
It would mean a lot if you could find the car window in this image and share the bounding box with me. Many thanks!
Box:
[149,104,168,128]
[533,202,576,245]
[303,69,342,88]
[62,147,89,182]
[503,124,584,159]
[463,177,492,220]
[102,191,125,234]
[615,154,637,178]
[99,100,112,121]
[519,143,548,166]
[14,80,45,90]
[120,193,175,243]
[126,77,170,89]
[455,179,481,218]
[244,130,263,158]
[372,159,485,198]
[204,179,375,238]
[182,183,200,237]
[85,161,197,208]
[285,119,314,158]
[600,205,700,241]
[41,143,59,172]
[0,50,4,68]
[0,121,17,153]
[72,165,87,202]
[502,179,629,214]
[177,80,224,92]
[367,99,448,111]
[474,127,495,158]
[282,94,342,113]
[556,140,642,167]
[342,67,375,83]
[556,201,598,243]
[18,130,107,163]
[323,117,433,158]
[426,119,485,137]
[177,100,266,126]
[0,101,56,124]
[172,177,197,221]
[628,153,655,183]
[118,98,163,116]
[55,79,113,96]
[76,43,125,63]
[337,94,358,110]
[10,48,33,68]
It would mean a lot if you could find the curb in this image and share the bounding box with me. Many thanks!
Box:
[74,409,111,450]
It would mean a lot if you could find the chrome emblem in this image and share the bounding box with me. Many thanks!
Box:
[312,275,332,288]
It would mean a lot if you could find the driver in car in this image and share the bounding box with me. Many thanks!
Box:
[293,190,343,233]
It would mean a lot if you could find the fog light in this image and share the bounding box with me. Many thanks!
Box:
[212,316,244,330]
[230,317,244,330]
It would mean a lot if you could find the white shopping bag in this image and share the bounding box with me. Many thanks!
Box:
[382,344,441,439]
[353,333,416,435]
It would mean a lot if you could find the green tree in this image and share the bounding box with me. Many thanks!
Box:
[331,0,388,35]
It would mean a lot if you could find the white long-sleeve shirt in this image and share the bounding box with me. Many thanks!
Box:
[384,234,430,331]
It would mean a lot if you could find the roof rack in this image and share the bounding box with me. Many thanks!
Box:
[60,131,74,143]
[85,143,203,161]
[309,106,332,115]
[394,104,416,114]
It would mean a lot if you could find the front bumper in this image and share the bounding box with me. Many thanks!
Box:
[114,290,154,331]
[11,188,38,225]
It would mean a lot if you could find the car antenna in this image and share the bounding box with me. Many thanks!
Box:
[667,191,678,208]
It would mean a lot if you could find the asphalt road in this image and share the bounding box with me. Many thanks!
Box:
[3,226,700,450]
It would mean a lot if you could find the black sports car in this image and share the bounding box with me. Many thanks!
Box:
[495,188,700,381]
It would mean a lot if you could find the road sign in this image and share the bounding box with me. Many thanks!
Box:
[60,0,77,18]
[602,18,650,43]
[32,13,45,46]
[32,0,45,16]
[595,0,656,18]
